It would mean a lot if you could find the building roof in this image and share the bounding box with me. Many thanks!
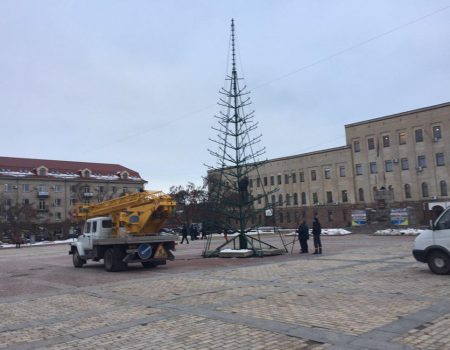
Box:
[345,102,450,128]
[0,156,145,182]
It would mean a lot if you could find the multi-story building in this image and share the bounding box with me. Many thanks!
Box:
[0,157,146,239]
[245,102,450,228]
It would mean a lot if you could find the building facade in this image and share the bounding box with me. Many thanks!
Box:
[245,102,450,228]
[0,157,146,239]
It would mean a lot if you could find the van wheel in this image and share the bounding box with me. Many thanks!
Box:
[72,249,85,268]
[427,251,450,275]
[104,247,127,272]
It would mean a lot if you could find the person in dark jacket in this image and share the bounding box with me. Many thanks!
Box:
[312,217,322,254]
[297,221,309,253]
[180,224,189,244]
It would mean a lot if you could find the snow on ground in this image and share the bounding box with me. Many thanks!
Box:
[0,239,75,249]
[373,228,427,236]
[322,228,352,235]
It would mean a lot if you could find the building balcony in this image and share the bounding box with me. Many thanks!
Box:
[38,208,49,212]
[37,191,49,198]
[83,192,94,198]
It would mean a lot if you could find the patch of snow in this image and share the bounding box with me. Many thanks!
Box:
[220,249,253,253]
[322,228,352,235]
[373,228,427,236]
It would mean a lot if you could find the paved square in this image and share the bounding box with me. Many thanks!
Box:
[1,234,449,349]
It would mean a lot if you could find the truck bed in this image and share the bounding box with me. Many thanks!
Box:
[92,233,178,245]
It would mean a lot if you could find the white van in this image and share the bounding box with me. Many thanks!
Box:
[413,207,450,274]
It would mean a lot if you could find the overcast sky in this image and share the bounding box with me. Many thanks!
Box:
[1,1,450,192]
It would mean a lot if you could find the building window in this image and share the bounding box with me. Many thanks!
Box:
[277,175,282,185]
[312,192,318,204]
[38,167,47,176]
[54,198,62,207]
[39,200,46,210]
[83,186,90,193]
[436,153,445,166]
[433,125,442,141]
[257,178,261,187]
[99,186,104,193]
[324,168,331,179]
[278,212,284,224]
[354,140,360,153]
[4,184,12,192]
[293,193,298,205]
[263,177,267,186]
[271,194,276,203]
[327,210,333,222]
[270,176,274,186]
[326,191,333,203]
[440,181,448,196]
[401,158,409,170]
[257,196,262,204]
[356,164,363,176]
[54,184,62,192]
[291,173,297,183]
[369,162,377,174]
[56,212,62,221]
[422,182,429,198]
[83,169,91,178]
[286,194,291,206]
[22,184,30,192]
[299,172,305,182]
[311,170,317,181]
[415,129,423,142]
[339,165,346,177]
[301,192,306,205]
[121,172,129,180]
[418,155,427,168]
[382,135,390,147]
[38,184,46,192]
[404,184,411,199]
[249,179,253,188]
[385,160,393,172]
[342,190,348,203]
[358,188,364,202]
[398,132,407,145]
[367,138,375,150]
[284,174,289,184]
[278,194,283,205]
[122,187,128,194]
[23,198,30,205]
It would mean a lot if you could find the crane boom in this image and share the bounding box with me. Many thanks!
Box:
[73,190,176,237]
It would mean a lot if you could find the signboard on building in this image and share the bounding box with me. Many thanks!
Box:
[391,208,408,226]
[351,210,367,226]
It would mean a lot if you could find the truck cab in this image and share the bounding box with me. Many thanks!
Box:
[413,207,450,274]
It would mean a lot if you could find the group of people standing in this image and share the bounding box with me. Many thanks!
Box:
[297,217,322,255]
[180,223,207,244]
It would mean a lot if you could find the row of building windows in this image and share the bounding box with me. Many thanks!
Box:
[256,190,350,207]
[249,166,347,188]
[355,153,446,176]
[355,181,448,202]
[354,125,442,152]
[3,183,142,194]
[254,179,449,207]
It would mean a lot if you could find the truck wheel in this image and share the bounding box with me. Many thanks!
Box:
[427,251,450,275]
[72,249,85,268]
[104,247,127,272]
[141,261,157,268]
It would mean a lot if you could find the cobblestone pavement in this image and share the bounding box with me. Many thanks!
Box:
[0,234,449,349]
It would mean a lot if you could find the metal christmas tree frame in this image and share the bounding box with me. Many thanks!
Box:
[203,19,285,258]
